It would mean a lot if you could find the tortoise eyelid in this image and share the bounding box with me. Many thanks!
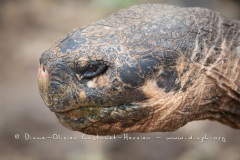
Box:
[81,64,108,79]
[73,59,109,79]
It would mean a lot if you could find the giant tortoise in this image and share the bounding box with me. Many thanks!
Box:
[38,4,240,135]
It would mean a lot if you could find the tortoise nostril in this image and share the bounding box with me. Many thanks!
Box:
[43,66,45,72]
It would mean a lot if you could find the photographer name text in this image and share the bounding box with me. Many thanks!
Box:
[14,133,226,143]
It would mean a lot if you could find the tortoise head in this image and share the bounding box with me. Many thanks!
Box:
[38,25,154,108]
[38,4,196,135]
[39,12,188,135]
[38,22,184,135]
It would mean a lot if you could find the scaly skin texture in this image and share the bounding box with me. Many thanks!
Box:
[38,4,240,135]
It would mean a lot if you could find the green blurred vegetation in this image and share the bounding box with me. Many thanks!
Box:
[92,0,140,11]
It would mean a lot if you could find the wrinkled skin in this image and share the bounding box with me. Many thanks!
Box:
[38,4,240,135]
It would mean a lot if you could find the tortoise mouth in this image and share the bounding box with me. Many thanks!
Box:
[50,102,113,113]
[54,103,150,134]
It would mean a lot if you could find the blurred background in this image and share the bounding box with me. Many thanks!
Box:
[0,0,240,160]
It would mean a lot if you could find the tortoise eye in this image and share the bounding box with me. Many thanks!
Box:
[88,64,99,73]
[75,61,108,79]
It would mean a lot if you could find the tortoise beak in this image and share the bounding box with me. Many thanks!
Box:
[38,63,53,110]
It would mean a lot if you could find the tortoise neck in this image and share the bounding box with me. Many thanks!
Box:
[195,97,240,128]
[179,46,240,127]
[189,74,240,128]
